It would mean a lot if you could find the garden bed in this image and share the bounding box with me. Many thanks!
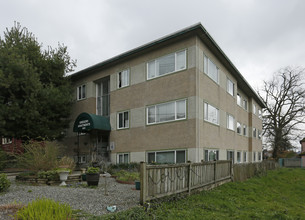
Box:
[15,174,81,185]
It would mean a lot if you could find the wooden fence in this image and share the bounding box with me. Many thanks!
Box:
[233,160,278,182]
[140,160,232,204]
[140,160,278,204]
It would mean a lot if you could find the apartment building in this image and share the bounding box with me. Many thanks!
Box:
[64,23,265,165]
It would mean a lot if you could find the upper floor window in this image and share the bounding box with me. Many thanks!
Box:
[227,114,234,131]
[258,109,262,119]
[243,99,248,111]
[204,149,219,161]
[237,93,241,106]
[236,122,241,134]
[118,69,129,88]
[227,78,234,96]
[204,55,219,83]
[253,127,257,138]
[147,99,186,125]
[243,124,247,136]
[147,50,186,80]
[77,85,86,100]
[253,104,256,114]
[117,111,129,129]
[204,103,219,125]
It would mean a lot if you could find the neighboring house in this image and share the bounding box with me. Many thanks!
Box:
[63,23,265,165]
[1,137,23,154]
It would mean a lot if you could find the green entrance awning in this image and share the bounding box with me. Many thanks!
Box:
[73,112,111,132]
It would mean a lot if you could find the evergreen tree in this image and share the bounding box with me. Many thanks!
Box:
[0,22,76,140]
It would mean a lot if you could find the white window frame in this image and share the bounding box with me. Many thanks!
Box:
[253,127,257,138]
[227,114,235,131]
[243,124,247,136]
[237,151,242,163]
[203,54,219,84]
[77,84,86,100]
[117,111,129,129]
[227,150,234,163]
[2,138,12,145]
[243,151,247,163]
[243,99,248,111]
[253,104,256,115]
[237,93,241,106]
[258,109,262,119]
[117,69,130,89]
[117,153,129,164]
[147,99,186,125]
[236,122,241,134]
[258,152,262,161]
[204,103,219,125]
[227,78,234,96]
[204,149,219,161]
[147,50,186,80]
[147,150,186,164]
[77,155,86,164]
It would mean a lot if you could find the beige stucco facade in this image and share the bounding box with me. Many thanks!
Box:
[65,23,264,165]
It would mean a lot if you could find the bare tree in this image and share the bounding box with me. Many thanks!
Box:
[258,66,305,159]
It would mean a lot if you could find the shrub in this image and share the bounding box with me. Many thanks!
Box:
[87,167,100,174]
[16,198,72,220]
[57,156,76,172]
[0,173,11,192]
[0,149,7,170]
[37,170,59,181]
[15,141,61,172]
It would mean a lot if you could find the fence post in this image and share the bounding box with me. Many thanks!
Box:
[214,161,217,184]
[188,162,192,195]
[140,161,147,205]
[230,160,234,182]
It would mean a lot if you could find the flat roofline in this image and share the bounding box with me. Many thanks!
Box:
[70,23,265,108]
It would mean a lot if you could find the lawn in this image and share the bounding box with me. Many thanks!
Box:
[96,168,305,220]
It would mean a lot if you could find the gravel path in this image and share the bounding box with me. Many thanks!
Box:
[0,175,140,219]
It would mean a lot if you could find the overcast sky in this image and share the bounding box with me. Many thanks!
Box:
[0,0,304,91]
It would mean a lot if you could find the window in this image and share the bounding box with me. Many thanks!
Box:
[117,111,129,129]
[237,93,241,106]
[204,103,219,125]
[204,149,219,161]
[77,85,86,100]
[96,77,110,116]
[227,150,234,163]
[204,55,219,83]
[258,152,262,161]
[118,153,129,164]
[2,138,12,145]
[258,130,262,139]
[117,69,129,88]
[237,151,241,163]
[227,114,234,131]
[253,104,256,114]
[147,99,186,125]
[147,50,186,80]
[253,127,257,138]
[236,122,241,134]
[253,152,256,162]
[243,151,247,163]
[258,109,262,119]
[243,99,248,110]
[77,155,86,164]
[243,125,247,136]
[147,150,186,164]
[227,78,234,96]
